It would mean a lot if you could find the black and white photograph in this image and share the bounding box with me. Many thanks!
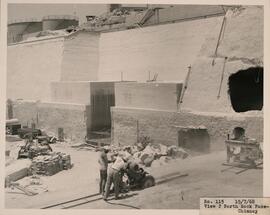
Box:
[1,0,269,212]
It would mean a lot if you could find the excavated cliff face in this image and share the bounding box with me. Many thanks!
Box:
[98,16,223,82]
[111,6,264,148]
[217,6,263,62]
[182,6,263,114]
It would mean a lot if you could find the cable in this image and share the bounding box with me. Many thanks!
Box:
[212,15,227,66]
[217,57,228,99]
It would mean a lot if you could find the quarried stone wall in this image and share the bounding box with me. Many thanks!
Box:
[111,107,263,152]
[12,100,89,141]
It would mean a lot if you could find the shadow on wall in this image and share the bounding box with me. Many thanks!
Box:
[228,67,263,113]
[6,99,14,119]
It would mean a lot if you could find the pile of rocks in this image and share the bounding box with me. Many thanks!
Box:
[132,143,188,167]
[30,152,72,176]
[28,143,52,159]
[109,139,189,167]
[86,8,130,27]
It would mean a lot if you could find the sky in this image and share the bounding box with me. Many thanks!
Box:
[8,4,109,24]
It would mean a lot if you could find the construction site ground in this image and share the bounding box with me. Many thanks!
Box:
[5,140,262,209]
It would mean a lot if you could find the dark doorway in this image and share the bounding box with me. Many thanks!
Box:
[91,90,115,131]
[228,67,263,112]
[178,128,210,154]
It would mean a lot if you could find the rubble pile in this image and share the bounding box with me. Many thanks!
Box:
[86,8,131,27]
[30,152,72,176]
[28,143,52,159]
[110,137,189,167]
[133,143,189,167]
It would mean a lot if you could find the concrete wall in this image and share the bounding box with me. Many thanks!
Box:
[7,31,100,101]
[182,6,263,113]
[90,81,115,95]
[51,81,91,104]
[115,82,182,111]
[112,107,263,152]
[50,81,115,104]
[12,100,88,141]
[50,81,115,132]
[98,16,223,82]
[7,38,64,101]
[61,31,99,81]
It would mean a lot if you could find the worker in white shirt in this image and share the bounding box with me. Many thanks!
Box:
[103,152,129,200]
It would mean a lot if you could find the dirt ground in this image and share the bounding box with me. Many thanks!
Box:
[5,140,262,209]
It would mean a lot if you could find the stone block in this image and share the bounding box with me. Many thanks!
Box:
[5,159,32,187]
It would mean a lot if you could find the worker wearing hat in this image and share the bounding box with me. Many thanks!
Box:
[98,146,110,195]
[103,151,130,200]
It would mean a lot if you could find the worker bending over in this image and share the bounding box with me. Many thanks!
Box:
[103,153,129,201]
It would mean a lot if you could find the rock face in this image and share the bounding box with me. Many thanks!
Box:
[111,6,263,151]
[182,6,263,113]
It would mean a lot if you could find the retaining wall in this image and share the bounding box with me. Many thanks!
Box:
[111,107,263,152]
[50,81,115,131]
[115,82,182,111]
[7,37,64,101]
[61,31,99,81]
[12,100,88,141]
[51,81,91,104]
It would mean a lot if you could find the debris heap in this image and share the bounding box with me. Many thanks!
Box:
[109,136,189,167]
[28,144,52,159]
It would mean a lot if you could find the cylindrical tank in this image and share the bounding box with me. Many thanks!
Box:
[7,18,42,43]
[42,15,79,31]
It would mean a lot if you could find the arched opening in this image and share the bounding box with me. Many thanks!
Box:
[228,67,263,112]
[232,127,245,140]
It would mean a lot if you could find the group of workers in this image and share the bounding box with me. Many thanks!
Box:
[98,146,131,201]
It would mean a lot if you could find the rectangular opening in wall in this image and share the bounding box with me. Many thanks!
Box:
[178,127,210,154]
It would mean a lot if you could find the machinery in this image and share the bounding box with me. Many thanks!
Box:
[223,127,263,173]
[18,134,53,159]
[17,127,42,139]
[6,119,21,135]
[225,138,262,167]
[126,162,155,190]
